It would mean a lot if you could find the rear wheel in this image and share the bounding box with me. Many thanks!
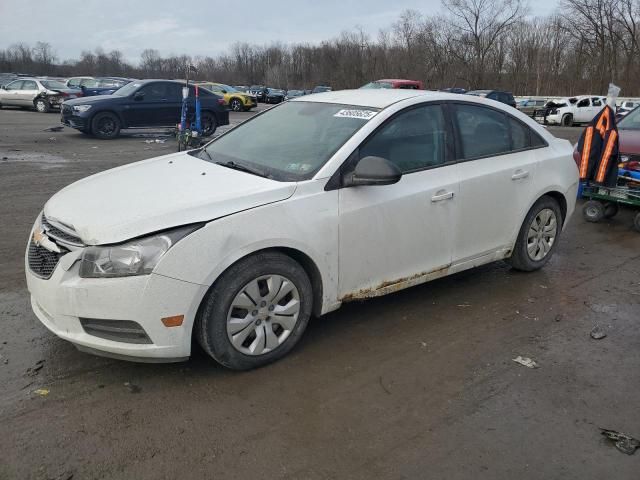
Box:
[195,252,313,370]
[230,98,243,112]
[201,112,217,137]
[91,112,121,139]
[604,202,619,218]
[583,200,604,222]
[508,196,562,271]
[34,98,50,113]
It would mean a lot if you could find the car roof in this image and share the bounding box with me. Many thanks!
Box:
[377,79,420,83]
[291,89,453,108]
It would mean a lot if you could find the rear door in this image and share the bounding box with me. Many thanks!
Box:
[451,102,538,263]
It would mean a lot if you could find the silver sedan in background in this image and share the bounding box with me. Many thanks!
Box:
[0,78,82,112]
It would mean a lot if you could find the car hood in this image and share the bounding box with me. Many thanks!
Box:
[619,129,640,155]
[63,94,121,106]
[44,151,297,245]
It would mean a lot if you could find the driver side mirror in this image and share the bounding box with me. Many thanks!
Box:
[133,91,145,101]
[343,156,402,187]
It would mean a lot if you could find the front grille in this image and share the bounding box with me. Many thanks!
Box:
[80,318,152,344]
[28,241,66,279]
[41,216,83,247]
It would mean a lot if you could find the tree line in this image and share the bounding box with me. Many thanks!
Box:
[1,0,638,96]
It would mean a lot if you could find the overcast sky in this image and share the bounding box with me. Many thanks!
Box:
[0,0,560,62]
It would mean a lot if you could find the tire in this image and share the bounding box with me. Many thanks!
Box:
[583,200,604,222]
[507,196,563,272]
[34,98,50,113]
[195,251,313,370]
[561,114,573,126]
[201,111,217,137]
[230,98,243,112]
[90,112,120,139]
[634,213,640,232]
[604,202,619,218]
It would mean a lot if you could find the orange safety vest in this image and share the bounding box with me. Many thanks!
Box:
[577,105,619,186]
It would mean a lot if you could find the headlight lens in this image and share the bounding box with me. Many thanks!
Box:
[79,225,200,278]
[620,155,630,163]
[72,105,92,113]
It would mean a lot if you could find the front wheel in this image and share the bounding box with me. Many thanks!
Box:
[507,196,562,272]
[34,98,50,113]
[195,251,313,370]
[561,114,573,126]
[91,112,121,139]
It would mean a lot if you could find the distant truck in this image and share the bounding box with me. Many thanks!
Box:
[360,79,424,90]
[536,95,607,126]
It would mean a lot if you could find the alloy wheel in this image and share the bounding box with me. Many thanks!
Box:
[226,274,300,356]
[526,208,557,261]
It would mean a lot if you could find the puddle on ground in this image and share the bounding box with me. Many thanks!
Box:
[1,151,68,167]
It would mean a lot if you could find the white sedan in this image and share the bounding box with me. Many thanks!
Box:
[26,90,579,369]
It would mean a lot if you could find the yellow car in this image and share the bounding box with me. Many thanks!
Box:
[196,82,257,112]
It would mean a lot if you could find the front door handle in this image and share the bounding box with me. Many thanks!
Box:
[511,170,530,180]
[431,190,455,202]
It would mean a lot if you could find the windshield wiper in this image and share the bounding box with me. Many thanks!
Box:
[215,160,269,178]
[198,147,214,161]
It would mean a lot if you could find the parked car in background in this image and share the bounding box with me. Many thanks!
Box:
[79,77,134,96]
[537,95,606,126]
[616,100,638,121]
[517,98,547,117]
[249,85,268,102]
[27,89,577,369]
[440,87,467,94]
[197,82,257,111]
[312,85,332,93]
[285,89,306,100]
[360,79,424,90]
[234,85,250,92]
[0,78,82,112]
[265,88,286,104]
[617,106,640,182]
[466,90,517,108]
[61,79,229,139]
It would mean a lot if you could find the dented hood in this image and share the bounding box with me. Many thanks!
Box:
[44,151,296,245]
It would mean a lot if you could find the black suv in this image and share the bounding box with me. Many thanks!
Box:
[61,79,229,139]
[465,90,517,109]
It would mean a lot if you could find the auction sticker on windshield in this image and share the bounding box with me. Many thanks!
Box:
[334,109,378,120]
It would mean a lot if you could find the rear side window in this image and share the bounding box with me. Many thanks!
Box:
[359,104,447,172]
[509,117,530,150]
[592,97,602,107]
[531,130,547,147]
[22,80,37,90]
[453,104,510,158]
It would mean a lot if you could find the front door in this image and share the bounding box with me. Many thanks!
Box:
[450,103,538,262]
[123,82,174,127]
[338,103,458,298]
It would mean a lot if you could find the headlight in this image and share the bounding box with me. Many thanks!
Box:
[72,105,92,113]
[79,224,200,278]
[620,155,630,163]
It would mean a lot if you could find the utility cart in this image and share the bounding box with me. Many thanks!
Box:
[582,180,640,231]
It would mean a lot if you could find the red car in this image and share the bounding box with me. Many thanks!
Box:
[618,107,640,180]
[360,79,424,90]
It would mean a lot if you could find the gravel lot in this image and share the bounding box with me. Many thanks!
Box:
[1,106,639,480]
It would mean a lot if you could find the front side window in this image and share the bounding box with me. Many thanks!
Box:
[453,104,510,158]
[359,104,447,172]
[5,80,23,90]
[202,102,378,181]
[139,82,171,100]
[619,106,640,130]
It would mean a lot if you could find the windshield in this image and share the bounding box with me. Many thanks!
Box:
[618,106,640,130]
[41,80,67,89]
[202,102,379,181]
[360,81,393,89]
[113,81,143,96]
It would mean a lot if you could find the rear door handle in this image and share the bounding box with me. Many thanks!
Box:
[431,190,455,202]
[511,170,530,180]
